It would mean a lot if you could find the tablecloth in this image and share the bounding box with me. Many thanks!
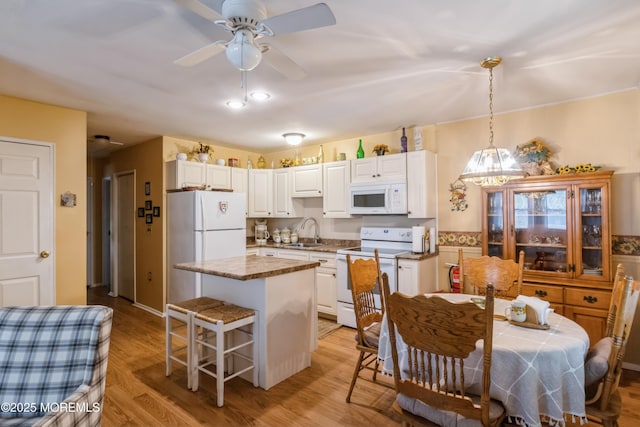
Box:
[378,293,590,427]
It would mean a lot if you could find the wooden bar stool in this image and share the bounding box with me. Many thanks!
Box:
[165,296,225,388]
[191,303,258,407]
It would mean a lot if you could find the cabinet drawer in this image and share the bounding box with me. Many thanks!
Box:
[309,253,336,268]
[565,288,611,310]
[521,283,563,304]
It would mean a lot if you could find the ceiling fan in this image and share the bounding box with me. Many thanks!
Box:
[89,135,124,146]
[173,0,336,79]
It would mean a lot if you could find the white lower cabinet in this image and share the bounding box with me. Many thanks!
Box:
[309,252,337,316]
[246,247,259,256]
[397,257,438,295]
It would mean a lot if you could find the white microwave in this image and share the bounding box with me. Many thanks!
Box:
[349,181,407,215]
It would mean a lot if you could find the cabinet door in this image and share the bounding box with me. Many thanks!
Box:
[397,258,437,295]
[231,168,248,216]
[509,186,572,279]
[316,267,337,315]
[292,164,322,197]
[563,305,607,346]
[323,160,352,218]
[273,169,294,217]
[575,183,611,283]
[206,164,231,190]
[483,189,506,258]
[248,169,273,217]
[350,157,378,183]
[276,249,309,261]
[407,150,436,218]
[377,153,406,180]
[167,160,205,190]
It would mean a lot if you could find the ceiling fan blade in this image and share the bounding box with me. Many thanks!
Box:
[110,141,124,146]
[174,41,227,66]
[261,3,336,36]
[174,0,224,23]
[261,43,306,80]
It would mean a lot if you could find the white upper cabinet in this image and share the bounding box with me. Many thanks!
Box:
[406,150,437,218]
[166,160,206,190]
[273,168,302,217]
[291,164,323,197]
[248,169,273,217]
[350,152,406,183]
[231,167,248,216]
[322,160,352,218]
[206,164,232,190]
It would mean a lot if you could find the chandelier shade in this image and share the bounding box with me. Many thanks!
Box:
[459,57,525,186]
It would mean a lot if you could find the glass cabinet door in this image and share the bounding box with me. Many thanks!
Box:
[511,188,569,276]
[577,186,606,279]
[485,191,505,257]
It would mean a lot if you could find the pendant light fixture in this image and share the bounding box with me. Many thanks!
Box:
[459,57,525,186]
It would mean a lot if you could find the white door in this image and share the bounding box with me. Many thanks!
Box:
[115,171,135,301]
[0,139,54,306]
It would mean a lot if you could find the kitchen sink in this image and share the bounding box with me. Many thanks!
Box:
[284,243,324,248]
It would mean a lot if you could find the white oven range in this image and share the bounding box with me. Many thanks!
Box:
[336,227,413,328]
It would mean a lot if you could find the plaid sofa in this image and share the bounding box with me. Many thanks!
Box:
[0,306,113,427]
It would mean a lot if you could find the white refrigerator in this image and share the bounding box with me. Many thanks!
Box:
[167,190,246,304]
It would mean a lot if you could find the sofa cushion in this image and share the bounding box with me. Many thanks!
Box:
[0,306,107,419]
[584,337,612,387]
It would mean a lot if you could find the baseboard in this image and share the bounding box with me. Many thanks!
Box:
[132,302,163,318]
[318,312,337,321]
[623,362,640,372]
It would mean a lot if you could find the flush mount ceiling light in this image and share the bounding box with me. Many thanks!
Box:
[283,132,305,145]
[459,57,525,186]
[225,100,246,109]
[250,91,271,101]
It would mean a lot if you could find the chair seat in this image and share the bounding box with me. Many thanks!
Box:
[354,322,381,348]
[396,392,506,427]
[194,304,255,324]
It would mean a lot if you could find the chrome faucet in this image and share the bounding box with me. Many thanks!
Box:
[299,217,320,244]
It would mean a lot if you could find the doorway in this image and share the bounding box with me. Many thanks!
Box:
[102,177,112,294]
[113,171,135,302]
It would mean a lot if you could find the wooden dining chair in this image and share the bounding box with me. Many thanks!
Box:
[345,249,392,403]
[459,248,525,298]
[381,276,506,427]
[584,275,639,427]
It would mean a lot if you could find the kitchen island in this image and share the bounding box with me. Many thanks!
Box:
[174,255,320,390]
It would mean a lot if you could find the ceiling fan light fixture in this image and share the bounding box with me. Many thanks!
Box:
[226,30,262,71]
[283,132,305,145]
[459,56,525,186]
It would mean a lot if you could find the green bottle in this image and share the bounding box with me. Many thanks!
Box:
[356,139,365,158]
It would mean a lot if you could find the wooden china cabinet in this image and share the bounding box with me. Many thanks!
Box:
[482,170,614,346]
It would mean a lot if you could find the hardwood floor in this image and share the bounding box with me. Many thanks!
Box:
[89,286,640,426]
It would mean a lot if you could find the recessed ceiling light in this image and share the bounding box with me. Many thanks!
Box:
[226,100,246,109]
[250,91,271,101]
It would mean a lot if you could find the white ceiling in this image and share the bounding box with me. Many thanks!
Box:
[1,0,639,157]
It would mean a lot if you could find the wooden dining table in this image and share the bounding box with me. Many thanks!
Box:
[377,293,590,427]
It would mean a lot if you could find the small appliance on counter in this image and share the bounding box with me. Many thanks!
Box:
[255,219,269,245]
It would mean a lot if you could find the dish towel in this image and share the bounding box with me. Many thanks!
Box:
[516,295,552,325]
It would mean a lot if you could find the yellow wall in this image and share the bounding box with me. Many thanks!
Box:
[0,94,87,305]
[103,137,165,311]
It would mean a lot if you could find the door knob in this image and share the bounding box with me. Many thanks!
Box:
[40,250,50,258]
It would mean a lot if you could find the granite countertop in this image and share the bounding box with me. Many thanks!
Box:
[246,238,360,253]
[175,255,320,281]
[396,249,439,261]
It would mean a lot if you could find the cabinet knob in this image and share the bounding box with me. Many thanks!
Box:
[377,173,381,177]
[583,295,598,304]
[372,174,376,178]
[534,290,547,298]
[332,273,336,278]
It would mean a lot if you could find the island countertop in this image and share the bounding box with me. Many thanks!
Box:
[174,255,320,281]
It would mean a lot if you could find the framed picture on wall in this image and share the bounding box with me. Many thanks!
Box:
[145,214,153,224]
[145,181,151,196]
[145,200,152,210]
[153,206,160,217]
[137,207,145,217]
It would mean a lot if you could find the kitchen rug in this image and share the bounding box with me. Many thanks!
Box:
[318,318,341,339]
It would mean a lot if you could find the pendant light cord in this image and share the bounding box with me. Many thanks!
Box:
[488,66,494,148]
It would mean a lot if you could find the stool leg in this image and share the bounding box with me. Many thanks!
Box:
[216,320,225,407]
[186,312,193,390]
[191,316,199,392]
[252,318,259,387]
[165,308,172,377]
